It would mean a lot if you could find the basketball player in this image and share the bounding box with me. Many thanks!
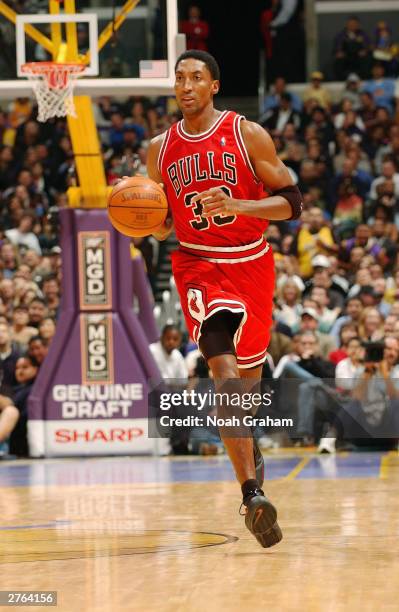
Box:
[146,50,302,547]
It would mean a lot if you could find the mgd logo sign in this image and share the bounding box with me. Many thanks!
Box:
[78,232,112,310]
[81,313,114,384]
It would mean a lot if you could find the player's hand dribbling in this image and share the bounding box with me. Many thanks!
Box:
[149,180,173,240]
[192,187,239,217]
[152,215,173,241]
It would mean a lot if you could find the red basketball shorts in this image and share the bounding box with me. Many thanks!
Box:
[171,238,275,369]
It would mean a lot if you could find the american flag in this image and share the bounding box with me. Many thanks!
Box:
[139,60,168,78]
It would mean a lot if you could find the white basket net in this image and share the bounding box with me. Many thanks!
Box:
[21,62,85,122]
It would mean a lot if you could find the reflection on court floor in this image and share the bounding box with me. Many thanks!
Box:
[0,451,397,488]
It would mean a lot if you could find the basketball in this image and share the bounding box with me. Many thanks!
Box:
[107,176,168,238]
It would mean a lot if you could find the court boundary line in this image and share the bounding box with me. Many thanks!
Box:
[282,456,312,480]
[379,451,398,479]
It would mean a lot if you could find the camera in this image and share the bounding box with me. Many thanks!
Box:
[362,341,385,363]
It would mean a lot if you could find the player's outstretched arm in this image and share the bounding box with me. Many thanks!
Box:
[193,120,302,222]
[147,135,174,241]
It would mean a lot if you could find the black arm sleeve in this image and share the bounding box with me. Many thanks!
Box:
[272,184,303,220]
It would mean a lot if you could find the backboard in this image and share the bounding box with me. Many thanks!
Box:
[0,0,183,98]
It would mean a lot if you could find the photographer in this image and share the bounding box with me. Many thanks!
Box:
[336,337,399,441]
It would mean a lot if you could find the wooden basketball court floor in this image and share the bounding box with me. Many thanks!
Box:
[0,449,398,612]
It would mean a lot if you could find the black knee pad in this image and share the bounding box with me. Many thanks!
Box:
[199,310,242,361]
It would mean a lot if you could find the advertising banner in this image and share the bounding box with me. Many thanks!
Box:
[28,209,160,457]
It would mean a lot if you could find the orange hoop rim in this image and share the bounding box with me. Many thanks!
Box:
[21,61,86,76]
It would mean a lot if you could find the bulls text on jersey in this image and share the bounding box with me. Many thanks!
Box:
[167,151,238,197]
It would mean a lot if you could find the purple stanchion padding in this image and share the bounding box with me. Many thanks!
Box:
[28,208,161,456]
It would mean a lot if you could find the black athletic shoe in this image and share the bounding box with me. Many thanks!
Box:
[241,488,283,548]
[253,438,264,488]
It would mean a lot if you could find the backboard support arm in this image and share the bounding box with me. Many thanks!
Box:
[0,0,54,55]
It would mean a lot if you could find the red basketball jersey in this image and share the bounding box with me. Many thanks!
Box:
[158,111,268,248]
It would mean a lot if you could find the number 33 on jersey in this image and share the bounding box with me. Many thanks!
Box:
[158,111,269,248]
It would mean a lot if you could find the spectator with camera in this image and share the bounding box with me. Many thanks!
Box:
[335,337,399,444]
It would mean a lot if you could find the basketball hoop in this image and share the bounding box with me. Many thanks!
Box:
[21,61,85,122]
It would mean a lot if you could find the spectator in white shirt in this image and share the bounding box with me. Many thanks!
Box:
[150,324,188,382]
[150,324,189,455]
[334,99,365,131]
[335,336,364,388]
[5,213,42,255]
